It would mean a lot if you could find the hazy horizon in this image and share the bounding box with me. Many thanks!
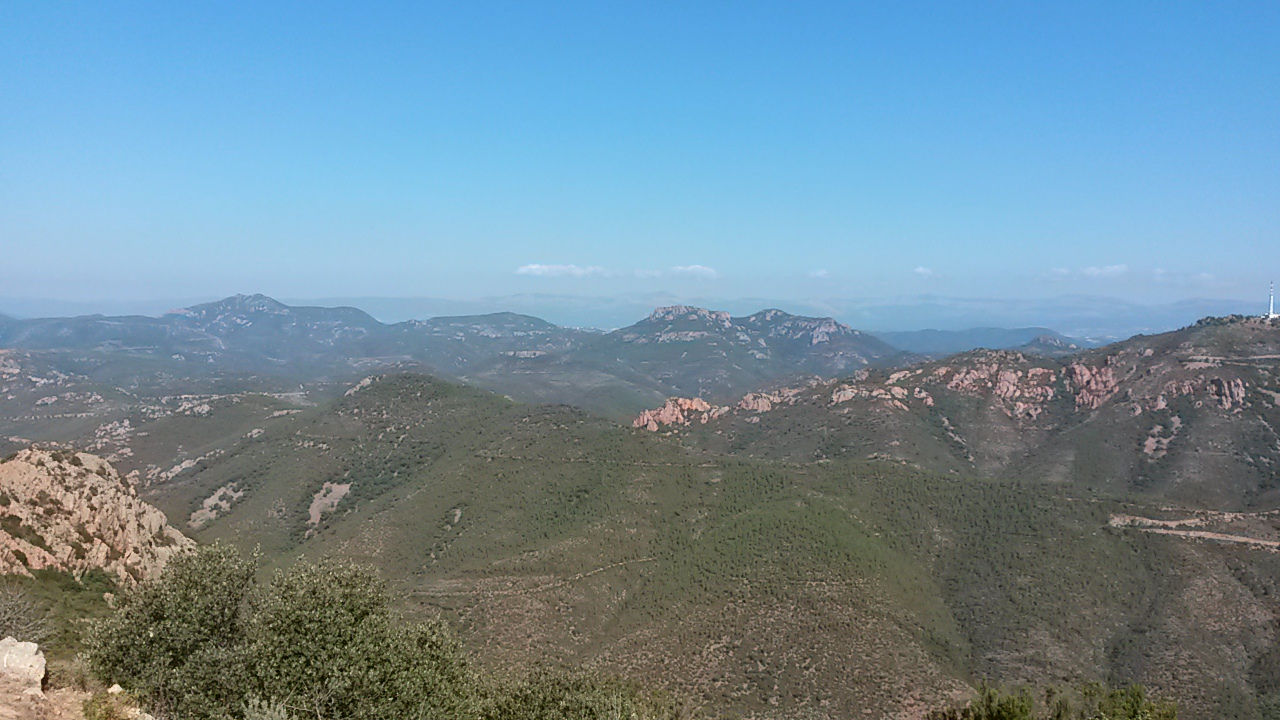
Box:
[0,289,1266,341]
[3,4,1278,325]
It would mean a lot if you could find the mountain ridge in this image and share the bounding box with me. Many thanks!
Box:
[874,326,1091,356]
[634,315,1280,510]
[0,295,900,419]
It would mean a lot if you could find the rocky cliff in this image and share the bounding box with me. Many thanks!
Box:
[0,449,192,584]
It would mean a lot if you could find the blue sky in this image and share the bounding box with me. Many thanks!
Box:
[2,2,1278,309]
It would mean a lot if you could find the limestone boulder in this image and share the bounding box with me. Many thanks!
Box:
[0,636,45,689]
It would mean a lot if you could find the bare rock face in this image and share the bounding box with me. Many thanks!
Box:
[0,449,193,585]
[1066,362,1120,410]
[633,385,814,430]
[1207,377,1247,410]
[737,387,806,413]
[632,397,730,431]
[0,637,44,689]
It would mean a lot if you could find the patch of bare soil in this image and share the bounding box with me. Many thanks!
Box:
[0,676,88,720]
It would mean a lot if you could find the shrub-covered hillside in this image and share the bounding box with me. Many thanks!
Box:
[124,372,1280,720]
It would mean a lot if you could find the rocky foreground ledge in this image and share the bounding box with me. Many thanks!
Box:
[0,636,136,720]
[0,449,193,585]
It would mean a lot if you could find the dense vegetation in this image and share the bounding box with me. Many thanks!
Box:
[85,544,682,720]
[82,545,1184,720]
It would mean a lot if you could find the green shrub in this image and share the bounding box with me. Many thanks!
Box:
[927,685,1035,720]
[84,543,256,719]
[87,545,480,720]
[244,559,475,720]
[243,697,293,720]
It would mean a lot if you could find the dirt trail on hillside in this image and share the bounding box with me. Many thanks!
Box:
[1110,514,1280,551]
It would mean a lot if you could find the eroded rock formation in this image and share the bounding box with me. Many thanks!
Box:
[1066,362,1120,410]
[0,449,192,585]
[632,397,730,431]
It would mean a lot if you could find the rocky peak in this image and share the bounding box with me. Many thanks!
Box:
[0,448,192,585]
[741,309,795,324]
[170,293,290,320]
[646,306,733,328]
[740,311,858,344]
[1031,335,1073,348]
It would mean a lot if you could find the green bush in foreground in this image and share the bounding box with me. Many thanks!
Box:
[85,544,680,720]
[926,682,1177,720]
[85,544,255,718]
[245,560,473,720]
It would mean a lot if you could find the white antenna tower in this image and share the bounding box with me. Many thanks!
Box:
[1271,282,1278,320]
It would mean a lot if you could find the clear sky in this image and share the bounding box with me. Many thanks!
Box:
[3,2,1278,308]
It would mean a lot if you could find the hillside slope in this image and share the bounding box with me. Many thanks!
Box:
[638,316,1280,510]
[134,372,1280,720]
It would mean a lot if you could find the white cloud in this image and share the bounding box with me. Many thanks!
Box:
[516,264,607,278]
[671,265,720,279]
[634,269,663,278]
[914,266,935,278]
[1081,264,1128,278]
[1051,268,1071,277]
[808,269,830,279]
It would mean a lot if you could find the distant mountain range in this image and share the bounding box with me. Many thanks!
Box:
[0,294,895,419]
[1,293,1246,422]
[872,326,1091,356]
[2,292,1264,339]
[279,293,1276,339]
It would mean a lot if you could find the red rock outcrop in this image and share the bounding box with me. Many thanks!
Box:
[1208,377,1247,410]
[737,387,805,413]
[1066,362,1120,410]
[633,398,730,431]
